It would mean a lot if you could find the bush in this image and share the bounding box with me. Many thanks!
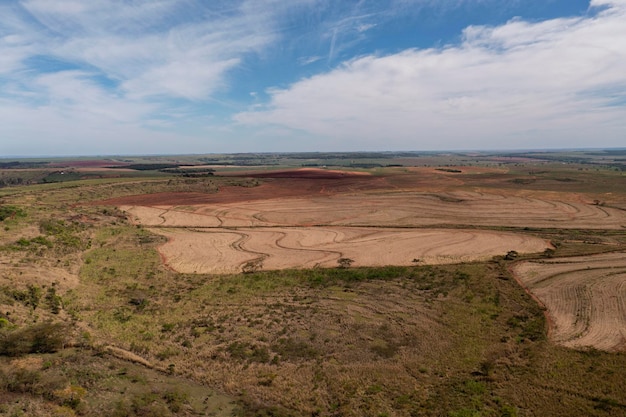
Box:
[504,251,519,260]
[0,322,67,356]
[4,368,41,393]
[0,205,26,221]
[227,341,271,363]
[337,258,354,268]
[271,338,317,361]
[46,286,63,314]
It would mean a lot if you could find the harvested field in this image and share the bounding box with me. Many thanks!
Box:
[102,168,624,275]
[512,252,626,352]
[111,168,626,230]
[47,159,128,168]
[119,190,626,229]
[153,227,550,274]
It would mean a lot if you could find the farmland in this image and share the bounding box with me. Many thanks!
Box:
[1,150,625,416]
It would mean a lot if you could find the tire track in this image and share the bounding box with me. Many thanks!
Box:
[513,253,626,351]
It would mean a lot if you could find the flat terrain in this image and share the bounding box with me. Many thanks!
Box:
[105,167,626,231]
[117,188,625,229]
[153,227,549,273]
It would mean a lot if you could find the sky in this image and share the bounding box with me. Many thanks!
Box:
[1,0,625,156]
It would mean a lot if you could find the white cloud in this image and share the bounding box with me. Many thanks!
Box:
[14,0,281,100]
[298,55,323,65]
[235,1,626,150]
[32,70,155,122]
[3,0,321,103]
[0,0,332,155]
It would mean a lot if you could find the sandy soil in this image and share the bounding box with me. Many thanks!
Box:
[153,227,549,274]
[118,189,626,230]
[512,252,626,352]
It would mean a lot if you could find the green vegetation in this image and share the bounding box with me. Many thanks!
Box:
[0,322,66,356]
[0,348,235,416]
[0,204,26,221]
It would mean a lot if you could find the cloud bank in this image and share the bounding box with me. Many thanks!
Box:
[235,1,626,150]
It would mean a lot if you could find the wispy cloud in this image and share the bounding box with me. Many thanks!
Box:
[18,0,284,99]
[0,0,319,154]
[298,55,323,66]
[235,1,626,150]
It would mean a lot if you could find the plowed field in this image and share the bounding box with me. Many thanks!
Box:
[512,252,626,352]
[153,227,548,274]
[119,190,625,229]
[94,167,626,353]
[96,168,580,274]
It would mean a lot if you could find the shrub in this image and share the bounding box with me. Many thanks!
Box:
[0,205,26,221]
[242,259,263,274]
[271,337,317,361]
[0,322,67,356]
[370,339,399,358]
[45,286,63,314]
[53,385,86,409]
[227,341,271,363]
[504,251,519,260]
[5,368,41,393]
[337,258,354,268]
[163,388,188,412]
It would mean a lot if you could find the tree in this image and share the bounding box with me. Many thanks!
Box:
[504,251,518,261]
[337,258,354,268]
[242,259,263,274]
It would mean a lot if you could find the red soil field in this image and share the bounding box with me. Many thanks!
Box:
[97,170,390,207]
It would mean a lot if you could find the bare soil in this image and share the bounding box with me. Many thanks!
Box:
[512,252,626,352]
[153,227,549,274]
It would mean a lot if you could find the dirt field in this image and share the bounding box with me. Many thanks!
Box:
[107,168,626,230]
[512,252,626,352]
[153,227,549,274]
[119,189,625,229]
[97,168,574,274]
[96,167,626,352]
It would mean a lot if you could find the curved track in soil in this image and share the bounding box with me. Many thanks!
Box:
[152,227,549,274]
[512,252,626,352]
[94,168,626,352]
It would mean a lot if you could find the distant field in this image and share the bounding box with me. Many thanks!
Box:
[100,167,625,278]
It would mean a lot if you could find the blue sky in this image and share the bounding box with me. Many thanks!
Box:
[1,0,625,156]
